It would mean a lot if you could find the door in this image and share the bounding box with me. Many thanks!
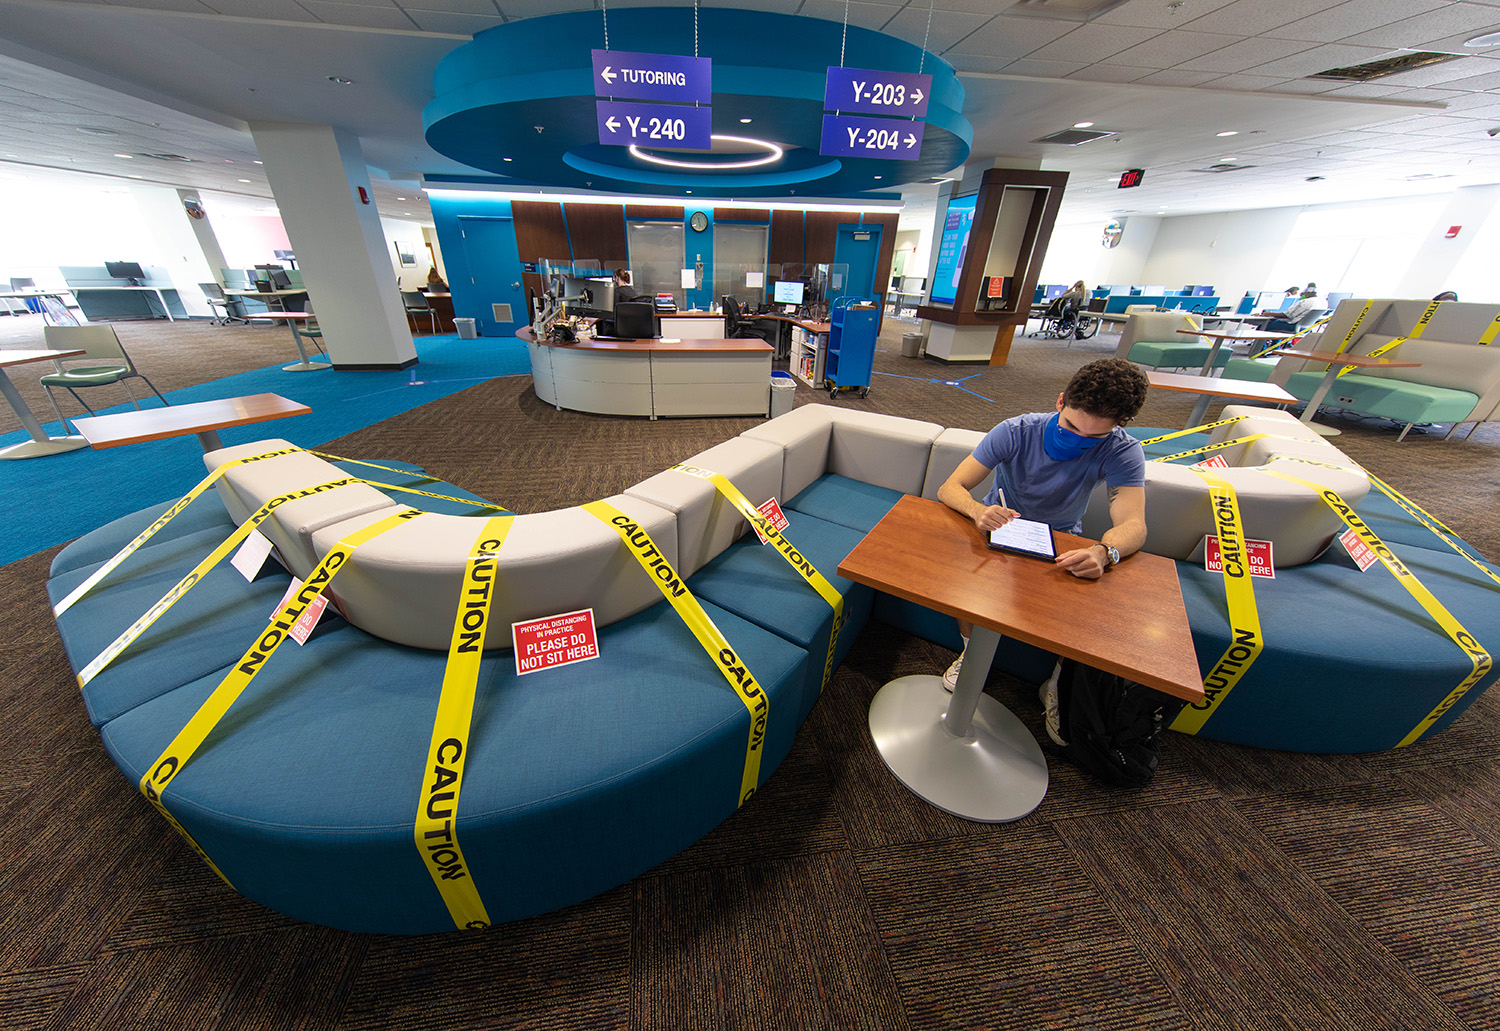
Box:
[457,216,528,337]
[833,224,882,304]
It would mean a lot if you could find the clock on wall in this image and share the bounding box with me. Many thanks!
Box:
[690,211,708,232]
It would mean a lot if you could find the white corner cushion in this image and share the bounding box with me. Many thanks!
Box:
[921,427,987,502]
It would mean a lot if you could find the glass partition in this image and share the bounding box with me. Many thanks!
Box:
[713,222,769,309]
[626,220,685,309]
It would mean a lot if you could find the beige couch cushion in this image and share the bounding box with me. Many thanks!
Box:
[741,404,942,501]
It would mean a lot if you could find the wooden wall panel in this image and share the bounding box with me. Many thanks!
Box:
[511,201,569,263]
[563,203,628,263]
[803,210,862,263]
[713,207,771,223]
[768,210,804,266]
[624,205,685,219]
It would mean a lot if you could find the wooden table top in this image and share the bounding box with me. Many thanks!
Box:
[0,348,85,368]
[1178,328,1288,341]
[1275,348,1422,369]
[837,495,1205,703]
[1147,371,1296,404]
[70,392,310,448]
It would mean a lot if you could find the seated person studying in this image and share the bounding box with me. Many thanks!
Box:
[935,358,1150,743]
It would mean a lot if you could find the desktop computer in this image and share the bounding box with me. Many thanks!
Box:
[105,261,146,286]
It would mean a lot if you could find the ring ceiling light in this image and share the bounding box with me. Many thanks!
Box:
[629,135,785,170]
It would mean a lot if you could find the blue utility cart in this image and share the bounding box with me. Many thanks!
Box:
[824,296,879,399]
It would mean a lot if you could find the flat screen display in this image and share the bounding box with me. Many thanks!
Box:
[773,280,805,305]
[105,261,146,281]
[929,194,976,306]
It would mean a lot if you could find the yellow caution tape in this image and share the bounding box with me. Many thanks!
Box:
[1333,300,1376,356]
[1478,310,1500,347]
[1148,433,1312,465]
[1361,471,1500,591]
[53,447,303,617]
[1137,415,1252,447]
[1171,469,1262,734]
[78,476,364,688]
[583,500,766,806]
[1335,300,1438,378]
[415,516,514,931]
[1264,469,1492,747]
[138,508,423,885]
[358,478,509,513]
[669,463,846,693]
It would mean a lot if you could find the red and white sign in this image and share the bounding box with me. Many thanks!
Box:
[1204,536,1275,578]
[513,608,599,675]
[273,578,330,645]
[752,497,790,544]
[1192,454,1230,469]
[1339,528,1379,571]
[1445,225,1462,239]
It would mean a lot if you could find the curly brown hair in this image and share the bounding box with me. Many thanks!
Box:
[1061,358,1149,425]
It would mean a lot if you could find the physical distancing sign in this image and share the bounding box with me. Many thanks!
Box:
[513,609,600,675]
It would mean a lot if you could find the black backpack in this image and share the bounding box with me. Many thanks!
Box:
[1052,658,1186,787]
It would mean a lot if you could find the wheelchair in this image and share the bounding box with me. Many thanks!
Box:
[1029,298,1100,342]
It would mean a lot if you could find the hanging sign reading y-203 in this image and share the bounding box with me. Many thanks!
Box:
[823,67,931,117]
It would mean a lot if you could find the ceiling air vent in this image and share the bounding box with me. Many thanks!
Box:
[1308,51,1459,82]
[1035,128,1117,146]
[1192,162,1255,173]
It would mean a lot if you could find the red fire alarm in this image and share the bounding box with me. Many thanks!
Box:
[358,186,370,205]
[1444,225,1461,238]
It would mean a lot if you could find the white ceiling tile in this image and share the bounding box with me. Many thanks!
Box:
[881,7,995,53]
[919,0,1023,13]
[1376,54,1500,85]
[1097,29,1242,70]
[1272,0,1449,44]
[1247,43,1400,78]
[1023,23,1160,63]
[943,13,1075,59]
[994,58,1091,77]
[1090,0,1238,30]
[1177,36,1316,73]
[948,55,1023,73]
[113,0,218,11]
[1431,89,1500,110]
[299,0,415,27]
[399,0,501,14]
[1065,64,1153,83]
[495,1,597,18]
[1173,0,1347,37]
[1323,82,1418,98]
[1130,68,1224,86]
[403,8,503,32]
[796,0,902,33]
[201,0,320,20]
[1261,78,1345,94]
[1345,8,1500,52]
[1199,72,1298,90]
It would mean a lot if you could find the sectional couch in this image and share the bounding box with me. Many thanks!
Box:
[48,404,1500,933]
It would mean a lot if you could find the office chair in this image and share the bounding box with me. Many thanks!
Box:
[723,296,772,343]
[402,290,438,334]
[199,282,248,325]
[39,324,169,432]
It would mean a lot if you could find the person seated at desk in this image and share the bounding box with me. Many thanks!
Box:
[1262,284,1322,334]
[426,267,448,292]
[935,358,1150,740]
[612,268,641,305]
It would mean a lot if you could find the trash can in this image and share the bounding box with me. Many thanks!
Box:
[454,317,478,339]
[769,371,796,419]
[900,332,923,357]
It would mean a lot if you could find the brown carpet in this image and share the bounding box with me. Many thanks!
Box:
[2,311,1498,1030]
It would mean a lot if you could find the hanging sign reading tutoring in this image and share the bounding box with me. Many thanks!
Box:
[819,114,924,160]
[591,50,711,103]
[512,608,600,675]
[823,66,931,117]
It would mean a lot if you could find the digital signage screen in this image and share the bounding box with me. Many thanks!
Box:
[929,195,977,306]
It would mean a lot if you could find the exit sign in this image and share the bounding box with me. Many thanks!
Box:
[1118,168,1145,189]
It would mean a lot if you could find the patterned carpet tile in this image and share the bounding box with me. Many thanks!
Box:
[1236,782,1500,1029]
[1055,799,1469,1031]
[854,829,1191,1031]
[0,962,88,1031]
[633,852,909,1031]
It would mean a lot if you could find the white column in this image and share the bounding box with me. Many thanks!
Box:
[1395,184,1500,299]
[129,184,219,318]
[249,122,417,369]
[179,189,230,280]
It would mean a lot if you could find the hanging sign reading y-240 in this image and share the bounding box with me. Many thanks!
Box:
[823,67,931,117]
[592,49,711,103]
[596,101,712,150]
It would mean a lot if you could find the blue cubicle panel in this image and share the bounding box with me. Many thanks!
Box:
[1102,294,1220,315]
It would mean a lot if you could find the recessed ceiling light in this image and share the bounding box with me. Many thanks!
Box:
[327,76,354,85]
[128,174,143,179]
[740,118,752,123]
[503,157,513,162]
[1221,156,1237,161]
[253,160,262,164]
[237,178,251,183]
[1216,130,1238,137]
[397,196,406,200]
[874,175,883,179]
[1073,121,1094,128]
[1464,31,1500,47]
[404,212,412,215]
[114,153,133,159]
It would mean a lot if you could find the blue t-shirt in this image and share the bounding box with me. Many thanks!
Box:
[972,412,1145,533]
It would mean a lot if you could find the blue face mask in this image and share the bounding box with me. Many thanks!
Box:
[1042,411,1106,461]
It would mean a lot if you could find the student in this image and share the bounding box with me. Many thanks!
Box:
[1265,285,1322,335]
[1434,290,1458,302]
[935,358,1150,740]
[612,268,640,304]
[426,267,448,291]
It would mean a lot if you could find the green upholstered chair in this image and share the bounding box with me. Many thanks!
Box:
[1114,311,1228,370]
[39,324,168,432]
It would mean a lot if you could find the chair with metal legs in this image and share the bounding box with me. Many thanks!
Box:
[39,324,169,432]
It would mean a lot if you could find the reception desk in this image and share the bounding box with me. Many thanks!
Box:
[520,327,772,419]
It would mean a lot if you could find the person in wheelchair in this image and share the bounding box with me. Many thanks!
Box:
[1034,281,1096,339]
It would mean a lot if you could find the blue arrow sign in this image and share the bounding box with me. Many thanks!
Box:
[597,101,712,150]
[592,49,712,103]
[824,67,932,118]
[820,114,924,161]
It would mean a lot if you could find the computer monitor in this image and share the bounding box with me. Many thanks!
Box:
[270,270,295,291]
[1255,291,1291,311]
[773,280,805,305]
[560,276,614,316]
[614,301,656,339]
[273,249,296,267]
[1192,286,1215,297]
[105,261,146,285]
[1042,284,1067,300]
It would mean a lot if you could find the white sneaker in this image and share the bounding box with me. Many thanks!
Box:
[1039,665,1066,746]
[942,651,964,692]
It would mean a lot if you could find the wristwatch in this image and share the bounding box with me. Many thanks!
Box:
[1099,543,1120,568]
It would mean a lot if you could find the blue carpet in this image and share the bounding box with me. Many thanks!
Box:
[1,333,531,566]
